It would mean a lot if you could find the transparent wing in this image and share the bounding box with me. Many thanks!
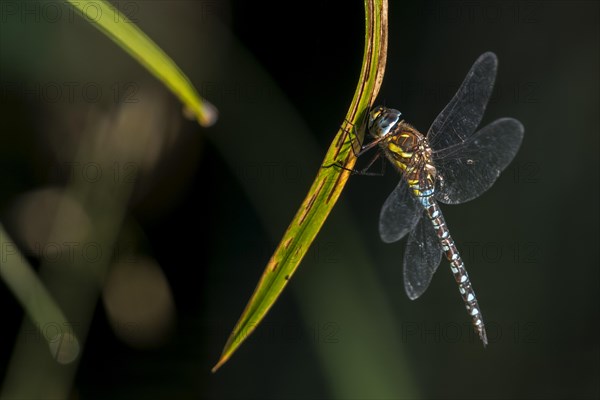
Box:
[434,118,524,204]
[427,52,498,151]
[379,179,421,243]
[403,215,444,300]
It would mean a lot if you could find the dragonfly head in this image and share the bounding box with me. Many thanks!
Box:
[367,106,401,138]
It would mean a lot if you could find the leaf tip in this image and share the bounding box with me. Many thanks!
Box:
[211,354,230,373]
[183,101,219,127]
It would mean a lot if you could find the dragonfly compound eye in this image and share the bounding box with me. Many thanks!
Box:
[374,108,401,137]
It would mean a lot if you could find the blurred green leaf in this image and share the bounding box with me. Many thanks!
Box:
[66,0,217,126]
[0,224,79,358]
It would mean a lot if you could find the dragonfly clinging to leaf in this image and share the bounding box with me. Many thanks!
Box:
[332,52,524,345]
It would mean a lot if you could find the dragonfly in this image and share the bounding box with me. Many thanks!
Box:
[337,52,524,345]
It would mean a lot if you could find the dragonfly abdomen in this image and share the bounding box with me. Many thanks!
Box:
[424,200,489,346]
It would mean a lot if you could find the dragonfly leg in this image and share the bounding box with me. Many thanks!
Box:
[358,151,386,176]
[344,120,387,157]
[322,151,385,176]
[323,111,386,173]
[343,119,365,157]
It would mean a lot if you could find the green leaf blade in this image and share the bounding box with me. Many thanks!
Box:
[213,0,388,372]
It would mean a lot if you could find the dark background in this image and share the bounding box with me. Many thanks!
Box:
[0,1,598,399]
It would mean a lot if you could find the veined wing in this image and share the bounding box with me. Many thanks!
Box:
[403,214,443,300]
[379,178,421,243]
[434,118,524,204]
[427,52,498,151]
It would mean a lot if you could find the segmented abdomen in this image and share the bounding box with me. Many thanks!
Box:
[423,196,489,346]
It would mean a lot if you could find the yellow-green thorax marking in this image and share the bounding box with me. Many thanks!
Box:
[367,106,437,198]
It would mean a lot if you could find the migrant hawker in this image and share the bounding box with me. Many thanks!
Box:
[346,52,524,345]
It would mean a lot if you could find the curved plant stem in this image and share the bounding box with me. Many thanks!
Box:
[212,0,388,372]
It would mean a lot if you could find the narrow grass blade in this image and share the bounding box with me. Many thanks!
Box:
[0,224,80,363]
[65,0,217,127]
[212,0,388,372]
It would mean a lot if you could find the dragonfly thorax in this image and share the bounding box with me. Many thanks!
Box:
[368,106,438,195]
